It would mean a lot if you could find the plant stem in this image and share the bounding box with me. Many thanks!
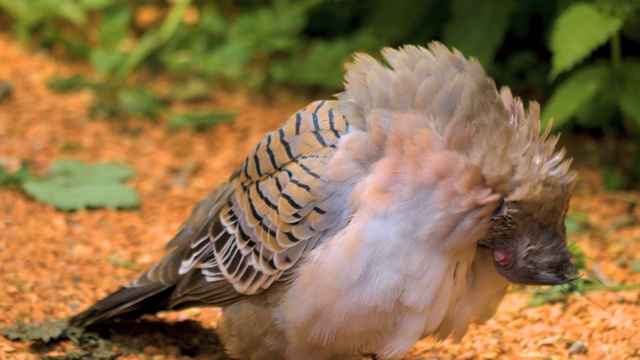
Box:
[116,0,193,79]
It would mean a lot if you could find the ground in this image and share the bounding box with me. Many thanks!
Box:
[1,34,639,360]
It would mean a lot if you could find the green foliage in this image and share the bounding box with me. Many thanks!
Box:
[0,162,33,187]
[443,0,512,66]
[0,319,128,359]
[565,212,588,235]
[1,160,140,210]
[0,319,67,343]
[1,0,640,141]
[544,0,640,137]
[116,88,163,118]
[167,111,235,132]
[549,3,623,79]
[602,167,631,190]
[541,64,609,130]
[618,60,640,131]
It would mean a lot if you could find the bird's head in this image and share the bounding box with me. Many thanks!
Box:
[481,197,577,286]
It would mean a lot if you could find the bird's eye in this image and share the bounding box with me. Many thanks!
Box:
[493,248,511,266]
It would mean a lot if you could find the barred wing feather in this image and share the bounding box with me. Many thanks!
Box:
[70,101,353,326]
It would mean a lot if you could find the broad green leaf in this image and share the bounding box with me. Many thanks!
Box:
[550,3,622,78]
[21,160,140,210]
[117,89,162,118]
[541,64,609,130]
[575,81,617,128]
[442,0,512,66]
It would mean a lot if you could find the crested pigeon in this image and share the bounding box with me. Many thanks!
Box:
[70,42,576,360]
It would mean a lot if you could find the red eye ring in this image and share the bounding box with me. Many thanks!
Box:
[493,249,511,266]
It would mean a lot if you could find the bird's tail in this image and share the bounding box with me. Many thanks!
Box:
[69,283,175,327]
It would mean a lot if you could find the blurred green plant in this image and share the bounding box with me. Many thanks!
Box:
[541,1,640,135]
[167,111,235,132]
[0,0,639,139]
[0,160,140,210]
[0,319,128,359]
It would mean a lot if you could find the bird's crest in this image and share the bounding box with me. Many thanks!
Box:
[339,42,576,208]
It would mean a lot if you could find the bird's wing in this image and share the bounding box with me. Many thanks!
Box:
[70,100,354,325]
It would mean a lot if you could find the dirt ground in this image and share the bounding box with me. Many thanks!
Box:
[1,33,640,360]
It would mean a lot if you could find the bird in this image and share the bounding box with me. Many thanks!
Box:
[69,42,577,360]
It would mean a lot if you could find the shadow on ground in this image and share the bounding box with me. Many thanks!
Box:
[27,318,229,359]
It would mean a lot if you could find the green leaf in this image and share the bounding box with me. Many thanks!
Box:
[167,112,235,132]
[57,0,87,26]
[21,160,140,210]
[565,212,588,234]
[0,165,11,186]
[228,5,306,55]
[89,48,124,75]
[631,261,640,274]
[575,80,617,128]
[0,162,33,187]
[201,42,252,79]
[47,75,93,92]
[117,89,162,118]
[0,319,67,343]
[550,3,623,78]
[443,0,512,66]
[271,31,377,90]
[541,64,609,130]
[98,5,132,48]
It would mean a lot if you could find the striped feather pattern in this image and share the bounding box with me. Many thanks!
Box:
[138,100,351,300]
